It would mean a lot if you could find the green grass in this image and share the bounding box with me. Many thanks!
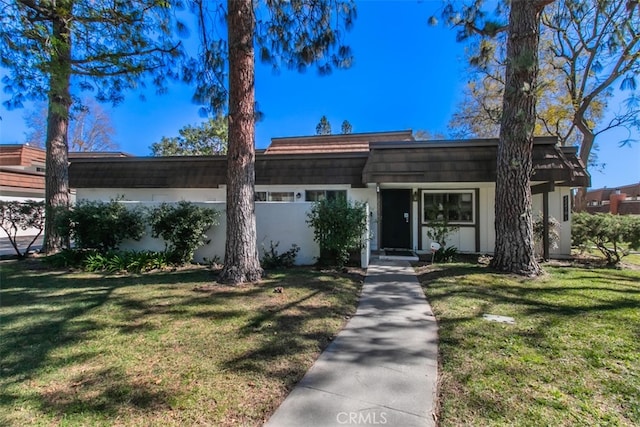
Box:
[0,260,363,426]
[416,262,640,426]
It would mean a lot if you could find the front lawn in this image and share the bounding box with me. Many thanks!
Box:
[0,260,362,426]
[417,262,640,426]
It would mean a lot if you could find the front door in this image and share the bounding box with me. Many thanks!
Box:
[381,189,411,249]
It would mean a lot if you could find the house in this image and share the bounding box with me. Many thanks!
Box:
[0,144,47,239]
[583,183,640,215]
[0,144,46,201]
[68,131,589,264]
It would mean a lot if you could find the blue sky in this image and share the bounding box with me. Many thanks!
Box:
[0,0,638,190]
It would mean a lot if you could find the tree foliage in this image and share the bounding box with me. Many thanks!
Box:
[341,119,353,134]
[0,0,182,253]
[316,115,332,135]
[188,0,356,283]
[0,200,45,258]
[306,197,367,267]
[150,115,228,156]
[24,98,117,152]
[447,0,640,173]
[148,201,220,265]
[572,212,640,265]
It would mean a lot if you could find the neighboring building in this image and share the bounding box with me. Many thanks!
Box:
[69,131,589,264]
[0,144,46,201]
[583,183,640,215]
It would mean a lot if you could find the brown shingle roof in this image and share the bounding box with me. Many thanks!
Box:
[362,137,590,186]
[69,153,369,188]
[265,130,414,154]
[69,136,589,189]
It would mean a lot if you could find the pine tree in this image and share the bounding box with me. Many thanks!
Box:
[1,0,181,253]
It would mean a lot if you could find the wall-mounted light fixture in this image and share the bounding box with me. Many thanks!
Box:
[376,184,380,193]
[413,190,418,202]
[296,192,302,199]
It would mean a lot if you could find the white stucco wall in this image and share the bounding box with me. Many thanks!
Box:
[76,188,226,202]
[112,201,321,265]
[75,183,574,260]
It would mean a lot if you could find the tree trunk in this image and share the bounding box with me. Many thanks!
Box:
[491,0,550,276]
[42,12,73,254]
[573,119,596,211]
[218,0,263,284]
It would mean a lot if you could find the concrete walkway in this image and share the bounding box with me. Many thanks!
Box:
[264,259,438,427]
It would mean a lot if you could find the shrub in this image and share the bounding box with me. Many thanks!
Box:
[46,248,97,269]
[58,199,146,251]
[0,200,45,258]
[261,241,300,269]
[148,201,220,265]
[425,220,459,263]
[433,246,458,263]
[572,212,640,265]
[47,249,170,273]
[83,250,170,273]
[306,198,368,267]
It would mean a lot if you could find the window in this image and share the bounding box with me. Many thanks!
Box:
[305,190,347,202]
[255,191,294,202]
[423,191,474,224]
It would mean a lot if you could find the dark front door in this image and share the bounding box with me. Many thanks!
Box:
[381,189,411,249]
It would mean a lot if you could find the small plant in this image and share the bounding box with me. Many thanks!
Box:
[0,200,45,258]
[572,212,640,266]
[47,249,170,273]
[433,246,458,263]
[426,219,459,263]
[307,198,368,267]
[203,255,222,268]
[46,248,96,269]
[148,201,220,265]
[261,241,300,269]
[58,198,145,251]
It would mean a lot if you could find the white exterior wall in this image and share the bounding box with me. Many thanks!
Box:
[76,188,226,202]
[74,183,574,260]
[115,201,320,265]
[349,187,378,250]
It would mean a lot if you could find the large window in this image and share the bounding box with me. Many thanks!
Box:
[423,191,474,224]
[305,190,347,202]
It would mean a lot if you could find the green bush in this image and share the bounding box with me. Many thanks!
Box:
[306,198,367,267]
[83,250,170,273]
[0,200,45,258]
[572,212,640,265]
[58,199,146,251]
[148,201,220,265]
[47,249,170,273]
[433,246,458,263]
[261,241,300,269]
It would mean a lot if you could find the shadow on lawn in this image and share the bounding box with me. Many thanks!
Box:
[0,261,218,422]
[221,270,362,390]
[0,260,362,424]
[416,262,640,423]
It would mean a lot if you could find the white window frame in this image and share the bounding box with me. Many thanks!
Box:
[255,191,295,202]
[422,190,475,225]
[305,189,347,202]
